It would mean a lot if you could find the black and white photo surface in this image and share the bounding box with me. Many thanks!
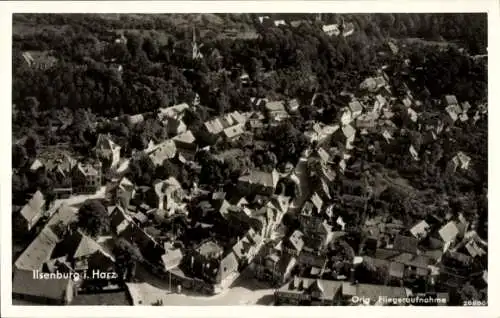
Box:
[8,8,490,310]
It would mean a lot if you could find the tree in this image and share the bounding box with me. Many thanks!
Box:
[113,237,144,282]
[77,199,110,238]
[12,144,28,169]
[25,133,41,158]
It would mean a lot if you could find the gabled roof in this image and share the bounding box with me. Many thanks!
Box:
[288,230,305,253]
[316,147,331,163]
[410,220,430,238]
[464,240,486,258]
[238,169,279,189]
[158,103,190,119]
[393,234,419,254]
[30,159,44,171]
[20,190,45,226]
[265,101,286,112]
[15,227,59,270]
[439,221,459,243]
[270,195,291,214]
[444,95,458,106]
[310,192,323,212]
[322,24,340,35]
[407,108,418,122]
[46,204,79,231]
[13,268,72,301]
[223,123,245,139]
[348,101,363,114]
[75,162,99,177]
[204,118,225,135]
[154,177,182,198]
[342,125,356,139]
[96,134,120,152]
[446,104,462,122]
[288,99,300,111]
[149,140,177,166]
[52,230,115,261]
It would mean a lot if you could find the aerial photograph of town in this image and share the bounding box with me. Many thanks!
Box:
[10,12,487,307]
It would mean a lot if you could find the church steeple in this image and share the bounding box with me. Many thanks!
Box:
[192,26,203,60]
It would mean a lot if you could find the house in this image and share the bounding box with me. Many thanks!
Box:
[246,112,265,130]
[95,134,121,170]
[202,111,247,142]
[110,206,161,254]
[348,101,363,119]
[340,108,354,126]
[258,16,270,24]
[274,20,286,27]
[147,177,185,217]
[22,51,58,70]
[393,234,419,254]
[445,104,462,124]
[409,145,419,161]
[447,151,471,173]
[161,116,187,136]
[29,159,44,172]
[238,169,280,196]
[15,190,45,234]
[382,130,393,143]
[297,248,329,277]
[172,130,197,162]
[438,221,460,246]
[127,113,144,125]
[148,139,177,166]
[373,94,388,114]
[387,41,399,55]
[161,242,183,270]
[222,123,245,141]
[186,240,239,284]
[283,98,299,113]
[284,230,305,256]
[250,97,269,109]
[341,282,408,305]
[113,177,135,211]
[342,22,355,37]
[71,162,102,194]
[51,230,115,273]
[332,124,356,150]
[322,24,341,36]
[410,220,430,240]
[15,227,59,271]
[407,108,418,122]
[254,249,298,286]
[304,123,339,145]
[231,227,263,266]
[356,113,378,130]
[12,269,76,305]
[299,193,324,230]
[265,101,289,122]
[50,154,77,180]
[464,240,486,258]
[158,103,190,120]
[443,95,459,107]
[359,76,387,92]
[275,277,343,305]
[172,130,196,148]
